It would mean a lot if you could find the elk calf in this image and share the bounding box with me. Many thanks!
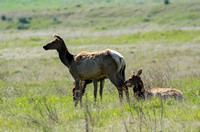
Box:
[72,79,105,102]
[125,69,183,100]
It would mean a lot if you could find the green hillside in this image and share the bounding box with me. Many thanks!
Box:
[0,0,196,12]
[0,1,200,31]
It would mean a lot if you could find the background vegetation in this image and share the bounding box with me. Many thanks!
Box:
[0,0,199,131]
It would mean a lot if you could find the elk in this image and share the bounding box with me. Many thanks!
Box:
[43,35,129,107]
[72,79,105,102]
[125,69,183,100]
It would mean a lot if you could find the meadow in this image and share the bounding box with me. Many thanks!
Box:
[0,0,200,131]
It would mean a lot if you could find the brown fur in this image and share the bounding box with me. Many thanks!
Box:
[72,79,105,102]
[43,35,129,107]
[125,69,183,100]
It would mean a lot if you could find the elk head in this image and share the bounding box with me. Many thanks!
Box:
[125,69,145,100]
[43,35,66,51]
[125,68,143,87]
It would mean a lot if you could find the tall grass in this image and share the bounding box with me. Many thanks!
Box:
[0,64,199,131]
[0,1,200,131]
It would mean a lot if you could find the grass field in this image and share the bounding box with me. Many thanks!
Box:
[0,0,197,12]
[0,0,200,131]
[1,1,200,31]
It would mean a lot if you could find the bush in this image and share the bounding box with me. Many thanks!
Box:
[28,17,32,20]
[17,24,29,30]
[18,17,29,24]
[1,15,6,21]
[76,4,81,8]
[143,18,150,22]
[164,0,170,5]
[106,0,111,3]
[53,17,57,21]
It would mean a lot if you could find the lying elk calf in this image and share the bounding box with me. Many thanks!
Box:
[43,35,129,107]
[124,69,183,100]
[72,79,105,102]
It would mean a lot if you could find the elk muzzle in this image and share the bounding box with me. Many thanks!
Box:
[43,43,52,50]
[43,45,48,50]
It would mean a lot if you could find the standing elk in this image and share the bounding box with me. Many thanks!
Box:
[125,69,183,100]
[43,35,129,107]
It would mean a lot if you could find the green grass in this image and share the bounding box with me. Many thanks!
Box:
[63,30,200,46]
[0,28,200,131]
[1,1,200,31]
[0,0,195,12]
[0,78,199,131]
[0,30,200,50]
[0,0,200,131]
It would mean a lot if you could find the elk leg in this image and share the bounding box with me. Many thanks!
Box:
[117,74,130,103]
[118,88,123,103]
[123,85,130,103]
[74,80,80,107]
[82,80,93,96]
[81,81,87,96]
[108,75,123,103]
[79,81,83,108]
[99,79,105,100]
[93,80,98,101]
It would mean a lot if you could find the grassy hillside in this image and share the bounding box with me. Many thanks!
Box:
[0,0,200,131]
[0,0,196,12]
[0,1,200,31]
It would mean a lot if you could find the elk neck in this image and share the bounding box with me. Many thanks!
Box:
[57,44,74,68]
[134,81,146,99]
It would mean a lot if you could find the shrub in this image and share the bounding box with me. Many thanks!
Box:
[53,17,57,21]
[18,17,29,24]
[17,24,29,30]
[143,18,150,22]
[28,17,32,20]
[1,15,6,21]
[106,0,111,3]
[164,0,170,5]
[76,4,81,8]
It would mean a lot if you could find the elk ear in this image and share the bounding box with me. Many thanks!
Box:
[72,86,75,94]
[137,68,142,76]
[53,34,57,38]
[131,71,135,75]
[53,34,59,38]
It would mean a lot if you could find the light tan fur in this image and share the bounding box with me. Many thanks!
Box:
[70,49,122,80]
[146,88,183,100]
